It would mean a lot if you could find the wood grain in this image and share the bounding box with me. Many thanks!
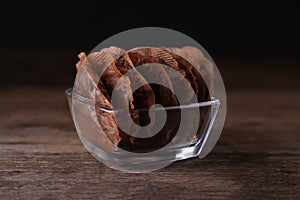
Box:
[0,62,299,199]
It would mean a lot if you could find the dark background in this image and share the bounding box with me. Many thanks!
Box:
[0,1,299,88]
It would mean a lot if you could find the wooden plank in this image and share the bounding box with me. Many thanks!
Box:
[0,66,299,199]
[0,152,299,199]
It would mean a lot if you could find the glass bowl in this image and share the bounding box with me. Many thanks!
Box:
[66,87,220,172]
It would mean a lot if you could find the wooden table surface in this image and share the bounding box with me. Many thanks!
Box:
[0,54,299,199]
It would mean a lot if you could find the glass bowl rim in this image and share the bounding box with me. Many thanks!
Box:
[65,87,220,113]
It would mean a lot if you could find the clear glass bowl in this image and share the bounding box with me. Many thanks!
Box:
[66,87,220,172]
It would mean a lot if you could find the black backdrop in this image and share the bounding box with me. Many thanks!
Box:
[0,1,299,87]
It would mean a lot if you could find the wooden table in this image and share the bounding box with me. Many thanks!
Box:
[0,54,299,199]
